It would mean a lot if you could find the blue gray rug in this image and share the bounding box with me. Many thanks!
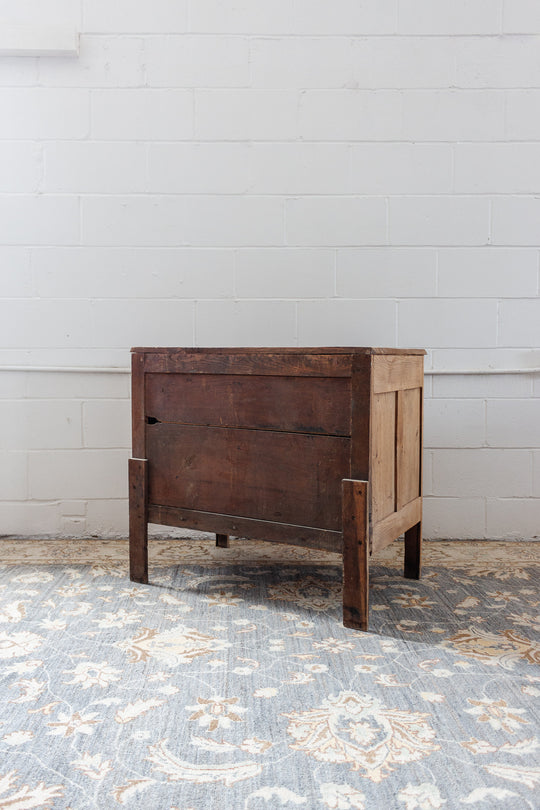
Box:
[0,539,538,809]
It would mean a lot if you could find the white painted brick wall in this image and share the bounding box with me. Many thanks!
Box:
[0,0,539,540]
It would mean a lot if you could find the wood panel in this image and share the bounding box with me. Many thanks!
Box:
[141,351,353,378]
[372,355,424,394]
[133,346,426,355]
[148,505,343,552]
[370,391,396,524]
[145,373,351,436]
[372,497,422,553]
[396,387,422,510]
[146,423,350,531]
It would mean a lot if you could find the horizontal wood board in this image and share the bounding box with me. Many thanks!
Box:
[147,423,350,531]
[148,505,343,552]
[145,373,351,436]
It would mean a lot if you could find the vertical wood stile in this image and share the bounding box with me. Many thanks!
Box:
[342,479,369,631]
[129,458,148,583]
[131,352,146,460]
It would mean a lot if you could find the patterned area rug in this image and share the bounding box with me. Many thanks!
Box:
[0,538,539,810]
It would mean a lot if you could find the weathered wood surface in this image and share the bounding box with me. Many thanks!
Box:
[130,346,425,631]
[396,387,422,510]
[146,423,350,531]
[145,373,351,436]
[142,352,354,377]
[129,458,148,583]
[147,505,343,552]
[371,496,422,553]
[370,390,396,524]
[372,354,425,394]
[133,346,426,355]
[342,479,369,631]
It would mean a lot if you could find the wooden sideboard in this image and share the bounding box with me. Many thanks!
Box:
[129,347,426,631]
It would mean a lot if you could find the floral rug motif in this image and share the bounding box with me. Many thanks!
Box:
[0,539,538,809]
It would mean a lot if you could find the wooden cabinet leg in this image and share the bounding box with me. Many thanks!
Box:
[342,479,370,631]
[216,534,229,548]
[404,520,422,580]
[129,458,148,584]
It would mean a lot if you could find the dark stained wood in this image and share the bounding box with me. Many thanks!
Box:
[133,346,426,356]
[342,479,369,631]
[404,521,422,579]
[142,352,353,377]
[350,353,372,482]
[145,373,351,436]
[147,506,343,552]
[146,423,350,531]
[129,458,148,583]
[129,346,425,631]
[131,353,146,459]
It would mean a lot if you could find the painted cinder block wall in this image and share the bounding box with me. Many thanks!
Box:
[0,0,539,539]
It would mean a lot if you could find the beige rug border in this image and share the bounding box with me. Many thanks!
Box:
[0,537,538,567]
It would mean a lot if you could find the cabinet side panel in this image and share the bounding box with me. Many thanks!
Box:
[370,390,396,524]
[396,387,422,510]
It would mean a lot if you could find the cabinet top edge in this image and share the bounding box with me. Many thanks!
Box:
[130,347,426,356]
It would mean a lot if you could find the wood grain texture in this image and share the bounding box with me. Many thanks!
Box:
[146,423,350,531]
[131,353,146,459]
[350,354,372,482]
[371,497,422,553]
[129,458,148,583]
[147,505,343,552]
[132,347,426,355]
[372,355,424,394]
[145,373,351,436]
[141,351,353,378]
[370,391,396,524]
[396,387,422,510]
[342,479,369,631]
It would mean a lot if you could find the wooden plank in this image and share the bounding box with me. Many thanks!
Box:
[350,354,372,481]
[396,387,422,510]
[131,353,146,458]
[141,351,353,378]
[145,373,351,436]
[370,391,396,524]
[129,458,148,583]
[371,497,422,552]
[147,505,343,552]
[146,423,350,531]
[132,346,426,356]
[404,521,422,579]
[372,355,424,394]
[342,479,370,631]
